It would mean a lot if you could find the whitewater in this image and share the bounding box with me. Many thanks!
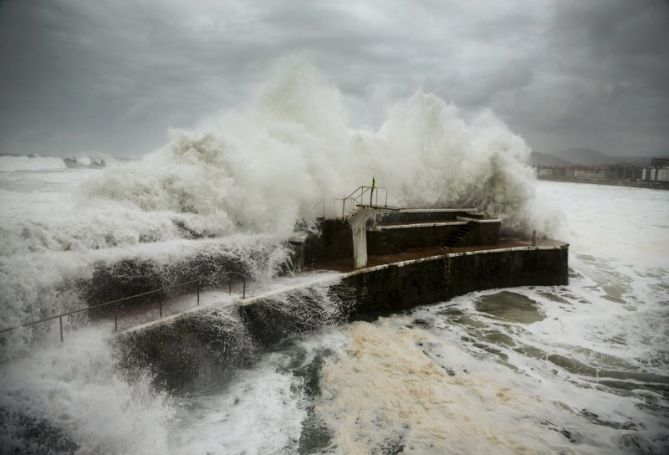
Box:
[1,64,668,453]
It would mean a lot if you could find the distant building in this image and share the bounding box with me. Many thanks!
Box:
[642,158,669,183]
[606,163,642,181]
[532,155,668,189]
[650,158,669,168]
[572,167,606,181]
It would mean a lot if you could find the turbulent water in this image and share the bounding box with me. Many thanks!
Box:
[2,175,668,454]
[1,65,668,453]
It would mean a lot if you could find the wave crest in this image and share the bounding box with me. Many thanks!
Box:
[85,62,550,237]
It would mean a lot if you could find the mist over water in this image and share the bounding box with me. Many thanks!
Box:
[0,326,173,454]
[1,63,667,453]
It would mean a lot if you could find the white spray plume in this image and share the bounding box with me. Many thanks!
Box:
[86,60,556,238]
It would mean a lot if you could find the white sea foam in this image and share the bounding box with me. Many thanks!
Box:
[306,181,668,454]
[317,321,581,454]
[0,180,666,453]
[537,180,669,267]
[0,235,286,358]
[169,361,306,454]
[0,326,173,454]
[0,154,111,172]
[0,155,68,172]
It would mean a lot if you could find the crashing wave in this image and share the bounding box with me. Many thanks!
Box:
[63,156,107,169]
[85,61,551,239]
[0,154,108,172]
[0,60,558,347]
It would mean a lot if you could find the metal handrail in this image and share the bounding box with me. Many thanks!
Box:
[339,185,388,220]
[0,271,250,342]
[343,185,387,202]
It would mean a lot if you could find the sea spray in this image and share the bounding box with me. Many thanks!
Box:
[120,274,349,391]
[85,61,550,238]
[119,306,260,392]
[1,61,553,339]
[240,275,352,346]
[0,326,173,454]
[0,236,290,358]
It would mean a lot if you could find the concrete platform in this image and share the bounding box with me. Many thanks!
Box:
[307,239,562,273]
[116,207,570,390]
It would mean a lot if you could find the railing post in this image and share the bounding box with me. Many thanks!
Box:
[59,315,63,343]
[242,278,246,299]
[114,304,118,332]
[197,280,200,306]
[384,191,388,207]
[342,199,346,220]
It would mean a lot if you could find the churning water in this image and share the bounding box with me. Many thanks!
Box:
[1,64,668,453]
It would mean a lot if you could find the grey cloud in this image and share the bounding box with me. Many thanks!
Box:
[0,0,667,158]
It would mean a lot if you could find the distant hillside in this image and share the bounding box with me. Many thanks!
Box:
[606,156,656,167]
[549,148,613,166]
[529,151,572,167]
[546,149,662,166]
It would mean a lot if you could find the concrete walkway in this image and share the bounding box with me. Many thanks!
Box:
[117,271,341,333]
[308,239,566,273]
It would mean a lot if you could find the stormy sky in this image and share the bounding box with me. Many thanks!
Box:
[1,0,667,158]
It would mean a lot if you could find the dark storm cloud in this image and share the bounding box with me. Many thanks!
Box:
[506,0,669,155]
[0,0,667,158]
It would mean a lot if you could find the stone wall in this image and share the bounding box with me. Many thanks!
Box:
[301,219,352,266]
[344,245,568,319]
[343,257,448,316]
[466,220,501,246]
[367,223,464,254]
[446,246,569,297]
[367,220,500,254]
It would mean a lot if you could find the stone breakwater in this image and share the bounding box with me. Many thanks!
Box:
[119,236,568,390]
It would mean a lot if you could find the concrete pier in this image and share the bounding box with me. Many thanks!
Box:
[118,207,569,389]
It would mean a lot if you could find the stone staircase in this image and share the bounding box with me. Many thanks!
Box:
[446,222,475,247]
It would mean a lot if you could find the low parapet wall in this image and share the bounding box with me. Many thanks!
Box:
[345,244,568,318]
[377,208,481,224]
[367,218,500,254]
[368,222,464,254]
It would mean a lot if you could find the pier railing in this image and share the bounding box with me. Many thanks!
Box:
[0,272,249,343]
[339,185,388,220]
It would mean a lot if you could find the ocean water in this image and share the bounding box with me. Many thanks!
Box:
[1,64,668,453]
[163,181,669,455]
[1,168,667,454]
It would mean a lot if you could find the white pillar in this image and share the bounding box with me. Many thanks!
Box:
[348,208,377,269]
